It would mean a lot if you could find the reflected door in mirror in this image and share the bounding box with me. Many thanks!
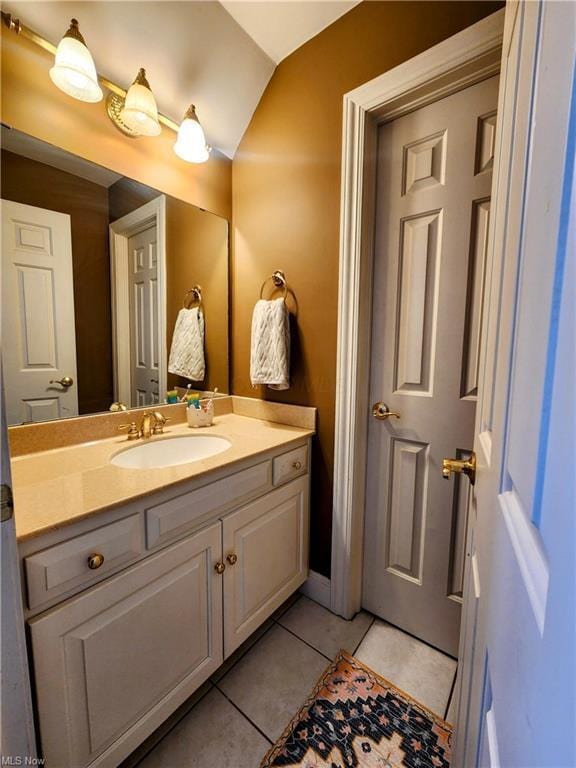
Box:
[1,200,79,424]
[128,224,160,406]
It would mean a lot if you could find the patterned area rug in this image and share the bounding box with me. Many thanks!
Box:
[260,651,452,768]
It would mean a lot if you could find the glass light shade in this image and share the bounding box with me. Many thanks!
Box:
[49,25,102,103]
[174,106,209,163]
[120,71,161,137]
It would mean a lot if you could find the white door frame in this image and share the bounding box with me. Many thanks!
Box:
[109,196,167,407]
[331,10,505,618]
[1,364,36,759]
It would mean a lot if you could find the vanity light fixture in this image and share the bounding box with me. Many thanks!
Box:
[49,18,103,103]
[118,68,162,137]
[1,11,210,162]
[174,104,211,163]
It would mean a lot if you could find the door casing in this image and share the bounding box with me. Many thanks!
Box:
[331,9,505,620]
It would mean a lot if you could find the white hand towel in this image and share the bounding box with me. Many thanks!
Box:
[168,307,205,381]
[250,298,290,390]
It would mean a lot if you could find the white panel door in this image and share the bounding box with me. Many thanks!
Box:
[29,522,223,768]
[128,224,159,407]
[363,76,498,656]
[1,200,78,424]
[454,2,576,765]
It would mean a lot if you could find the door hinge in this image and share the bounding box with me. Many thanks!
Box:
[1,484,14,522]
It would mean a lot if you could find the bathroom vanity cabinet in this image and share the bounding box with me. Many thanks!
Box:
[19,439,310,768]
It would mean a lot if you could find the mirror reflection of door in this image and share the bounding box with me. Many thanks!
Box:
[109,196,166,410]
[128,223,160,406]
[1,200,79,424]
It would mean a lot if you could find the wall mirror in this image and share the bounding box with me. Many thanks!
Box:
[1,127,229,426]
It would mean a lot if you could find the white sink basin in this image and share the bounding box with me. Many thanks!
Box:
[111,435,232,469]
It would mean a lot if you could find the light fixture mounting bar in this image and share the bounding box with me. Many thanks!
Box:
[0,11,180,133]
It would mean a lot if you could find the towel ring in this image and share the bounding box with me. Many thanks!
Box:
[260,270,288,300]
[183,285,202,310]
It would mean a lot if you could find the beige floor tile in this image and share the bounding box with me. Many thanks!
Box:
[136,688,270,768]
[355,620,457,716]
[217,623,328,741]
[121,682,213,768]
[211,618,274,683]
[270,590,302,621]
[279,595,373,658]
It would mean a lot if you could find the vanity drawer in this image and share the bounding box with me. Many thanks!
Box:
[25,514,144,610]
[146,460,272,549]
[273,444,308,486]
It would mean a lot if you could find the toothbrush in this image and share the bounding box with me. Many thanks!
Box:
[200,387,218,412]
[180,384,193,402]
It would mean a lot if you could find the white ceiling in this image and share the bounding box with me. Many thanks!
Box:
[1,1,359,157]
[221,1,361,64]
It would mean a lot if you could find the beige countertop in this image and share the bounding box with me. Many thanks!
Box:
[11,413,313,542]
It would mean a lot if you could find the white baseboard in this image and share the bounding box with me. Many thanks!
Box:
[300,570,331,610]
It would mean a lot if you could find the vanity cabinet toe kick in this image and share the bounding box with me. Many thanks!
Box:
[21,439,310,768]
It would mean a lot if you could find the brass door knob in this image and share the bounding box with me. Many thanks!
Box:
[372,402,401,420]
[214,562,226,574]
[226,553,238,566]
[50,376,74,388]
[88,553,105,570]
[292,460,302,470]
[442,452,477,485]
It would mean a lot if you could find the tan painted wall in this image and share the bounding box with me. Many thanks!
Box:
[165,199,229,395]
[0,27,232,220]
[232,1,503,576]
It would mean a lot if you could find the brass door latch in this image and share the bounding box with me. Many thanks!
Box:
[442,452,476,485]
[49,376,74,388]
[1,484,14,522]
[372,402,401,420]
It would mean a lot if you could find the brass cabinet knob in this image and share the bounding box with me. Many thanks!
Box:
[214,562,226,574]
[442,451,477,485]
[226,553,238,566]
[372,402,401,420]
[87,553,105,570]
[292,460,303,470]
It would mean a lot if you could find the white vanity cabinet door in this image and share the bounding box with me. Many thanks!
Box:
[222,476,309,656]
[29,523,223,768]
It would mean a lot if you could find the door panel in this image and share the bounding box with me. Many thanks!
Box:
[363,76,499,656]
[455,2,576,765]
[29,523,222,768]
[222,477,309,657]
[128,224,159,406]
[2,200,78,424]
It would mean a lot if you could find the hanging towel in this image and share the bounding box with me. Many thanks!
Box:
[250,298,290,390]
[168,307,205,381]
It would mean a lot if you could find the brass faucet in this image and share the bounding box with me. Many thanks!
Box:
[140,412,154,439]
[118,411,170,441]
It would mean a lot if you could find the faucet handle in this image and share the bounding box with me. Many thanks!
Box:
[152,411,170,434]
[118,422,140,441]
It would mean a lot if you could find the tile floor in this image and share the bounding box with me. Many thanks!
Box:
[125,593,458,768]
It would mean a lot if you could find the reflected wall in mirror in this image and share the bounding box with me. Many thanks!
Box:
[1,128,229,425]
